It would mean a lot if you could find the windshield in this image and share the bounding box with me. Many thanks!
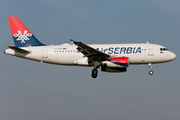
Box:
[160,48,168,51]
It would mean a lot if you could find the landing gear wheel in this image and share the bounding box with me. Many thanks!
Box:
[92,69,98,75]
[148,63,153,75]
[91,69,98,78]
[149,70,153,75]
[91,73,97,78]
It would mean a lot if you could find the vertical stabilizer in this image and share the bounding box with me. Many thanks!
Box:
[7,16,45,47]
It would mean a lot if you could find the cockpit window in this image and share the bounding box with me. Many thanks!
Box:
[160,48,168,51]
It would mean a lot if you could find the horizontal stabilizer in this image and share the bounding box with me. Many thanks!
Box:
[8,46,31,53]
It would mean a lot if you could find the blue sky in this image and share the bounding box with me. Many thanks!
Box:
[0,0,180,120]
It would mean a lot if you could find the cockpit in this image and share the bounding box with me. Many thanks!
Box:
[160,48,168,51]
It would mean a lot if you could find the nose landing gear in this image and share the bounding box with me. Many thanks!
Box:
[149,70,153,75]
[148,63,153,75]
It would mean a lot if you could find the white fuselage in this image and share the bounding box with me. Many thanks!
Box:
[4,43,176,67]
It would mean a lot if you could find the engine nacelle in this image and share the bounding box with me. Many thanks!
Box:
[102,56,129,67]
[101,64,127,73]
[101,57,128,73]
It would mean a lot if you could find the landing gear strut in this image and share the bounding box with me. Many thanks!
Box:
[148,63,153,75]
[91,61,100,78]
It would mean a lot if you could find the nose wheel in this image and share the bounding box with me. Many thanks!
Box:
[149,70,153,75]
[91,69,98,78]
[148,63,153,75]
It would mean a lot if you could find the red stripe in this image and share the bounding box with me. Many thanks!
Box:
[108,57,128,64]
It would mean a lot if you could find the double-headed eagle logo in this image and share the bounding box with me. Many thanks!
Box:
[13,30,32,43]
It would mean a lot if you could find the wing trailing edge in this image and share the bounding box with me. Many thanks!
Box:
[70,39,110,61]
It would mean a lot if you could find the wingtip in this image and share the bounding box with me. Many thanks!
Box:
[70,39,76,42]
[70,39,76,45]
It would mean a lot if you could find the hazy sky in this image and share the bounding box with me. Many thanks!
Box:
[0,0,180,120]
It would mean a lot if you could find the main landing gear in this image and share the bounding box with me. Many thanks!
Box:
[148,63,153,75]
[91,69,98,78]
[91,61,100,78]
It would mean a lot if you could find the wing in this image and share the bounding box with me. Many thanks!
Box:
[70,39,110,61]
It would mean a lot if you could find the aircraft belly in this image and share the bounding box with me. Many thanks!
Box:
[48,52,82,65]
[128,55,141,64]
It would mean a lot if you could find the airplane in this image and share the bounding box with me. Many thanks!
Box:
[4,16,176,78]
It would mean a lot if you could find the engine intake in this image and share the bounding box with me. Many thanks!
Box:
[101,57,128,73]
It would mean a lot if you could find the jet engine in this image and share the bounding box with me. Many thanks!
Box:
[101,57,129,73]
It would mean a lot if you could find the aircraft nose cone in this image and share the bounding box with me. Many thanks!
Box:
[171,52,176,60]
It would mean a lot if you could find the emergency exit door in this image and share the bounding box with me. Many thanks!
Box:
[148,45,154,56]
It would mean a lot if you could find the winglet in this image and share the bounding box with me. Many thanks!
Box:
[70,39,76,45]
